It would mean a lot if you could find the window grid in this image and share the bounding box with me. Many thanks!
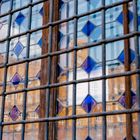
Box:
[0,0,139,140]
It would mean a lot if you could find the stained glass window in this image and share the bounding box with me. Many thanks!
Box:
[0,0,140,140]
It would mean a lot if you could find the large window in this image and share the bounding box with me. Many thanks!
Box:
[0,0,140,140]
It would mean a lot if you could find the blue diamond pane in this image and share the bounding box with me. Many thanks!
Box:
[58,31,64,42]
[116,10,133,24]
[13,41,24,57]
[138,16,140,26]
[119,91,136,108]
[123,136,137,140]
[36,71,40,80]
[11,72,22,86]
[9,105,21,121]
[35,105,40,114]
[39,7,44,16]
[82,21,95,36]
[117,49,136,64]
[85,136,92,140]
[56,100,64,114]
[81,94,97,113]
[57,64,64,76]
[37,38,43,47]
[81,56,97,74]
[59,0,64,9]
[15,12,25,26]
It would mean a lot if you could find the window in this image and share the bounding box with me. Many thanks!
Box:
[0,0,140,140]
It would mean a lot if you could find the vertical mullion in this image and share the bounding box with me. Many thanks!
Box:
[101,0,106,140]
[0,0,13,139]
[46,0,54,139]
[133,0,140,139]
[66,2,69,139]
[72,0,78,140]
[21,0,32,140]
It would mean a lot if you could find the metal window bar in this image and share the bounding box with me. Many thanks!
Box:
[0,0,135,44]
[72,0,78,139]
[0,0,139,140]
[0,0,13,139]
[21,0,32,139]
[101,0,106,139]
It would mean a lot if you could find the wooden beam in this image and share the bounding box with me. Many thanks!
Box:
[123,3,133,140]
[39,0,59,140]
[39,1,49,140]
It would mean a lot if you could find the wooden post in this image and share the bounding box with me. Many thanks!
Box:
[38,1,49,140]
[39,0,59,140]
[123,3,133,140]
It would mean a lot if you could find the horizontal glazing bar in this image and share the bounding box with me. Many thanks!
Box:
[0,0,132,43]
[0,0,45,18]
[0,108,140,126]
[0,32,139,69]
[2,68,140,96]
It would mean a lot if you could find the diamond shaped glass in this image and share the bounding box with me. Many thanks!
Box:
[81,94,97,113]
[116,10,133,24]
[37,38,43,47]
[82,21,95,36]
[118,91,136,108]
[9,105,21,121]
[81,56,97,74]
[59,0,64,9]
[36,71,40,80]
[10,72,22,86]
[123,136,136,140]
[39,7,43,16]
[13,41,24,57]
[85,136,92,140]
[138,16,140,26]
[35,105,40,114]
[15,12,25,26]
[57,64,64,76]
[117,48,136,64]
[58,31,64,42]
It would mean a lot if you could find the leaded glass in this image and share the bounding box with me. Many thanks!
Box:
[9,105,21,121]
[10,72,22,86]
[81,56,97,74]
[0,16,9,40]
[0,0,139,140]
[15,12,25,26]
[117,48,136,64]
[118,91,136,108]
[81,94,97,113]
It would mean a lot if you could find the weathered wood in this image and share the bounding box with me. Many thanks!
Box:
[39,0,59,140]
[39,1,49,140]
[123,3,133,140]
